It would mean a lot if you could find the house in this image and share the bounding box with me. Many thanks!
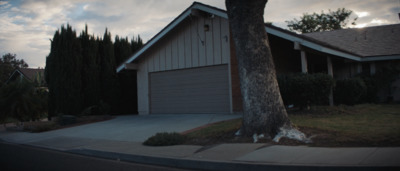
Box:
[6,68,46,86]
[117,2,400,115]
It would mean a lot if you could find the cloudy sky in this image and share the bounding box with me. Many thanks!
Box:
[1,0,399,68]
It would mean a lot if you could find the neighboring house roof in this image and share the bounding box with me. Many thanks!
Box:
[7,68,45,84]
[116,2,400,72]
[303,24,400,58]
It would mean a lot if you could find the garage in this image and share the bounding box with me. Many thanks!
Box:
[149,65,230,114]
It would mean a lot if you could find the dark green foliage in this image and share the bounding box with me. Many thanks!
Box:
[45,24,143,116]
[81,100,111,116]
[80,25,101,109]
[0,80,48,122]
[45,24,83,117]
[99,29,120,114]
[0,53,28,86]
[57,115,77,126]
[114,36,132,65]
[334,78,367,105]
[143,132,187,146]
[277,73,334,108]
[286,8,357,33]
[131,35,143,54]
[373,64,400,102]
[358,75,379,103]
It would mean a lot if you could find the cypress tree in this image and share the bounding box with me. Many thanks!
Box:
[46,24,143,116]
[131,35,143,54]
[115,36,132,65]
[80,25,101,109]
[99,29,120,113]
[45,24,82,117]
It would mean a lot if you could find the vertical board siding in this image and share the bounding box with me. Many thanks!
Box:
[165,40,172,70]
[137,60,149,114]
[213,17,222,65]
[198,17,206,66]
[154,50,160,72]
[191,18,200,67]
[178,27,185,69]
[171,33,179,69]
[159,45,166,71]
[205,18,214,66]
[141,16,229,72]
[221,18,230,64]
[184,23,192,68]
[148,53,154,72]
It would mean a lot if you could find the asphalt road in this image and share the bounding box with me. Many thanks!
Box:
[0,142,192,171]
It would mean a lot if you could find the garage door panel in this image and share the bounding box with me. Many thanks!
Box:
[150,65,230,114]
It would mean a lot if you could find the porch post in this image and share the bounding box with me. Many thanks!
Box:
[370,62,376,75]
[301,51,308,73]
[357,63,363,74]
[327,56,334,106]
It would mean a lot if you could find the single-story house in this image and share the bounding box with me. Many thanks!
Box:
[6,68,46,86]
[117,2,400,115]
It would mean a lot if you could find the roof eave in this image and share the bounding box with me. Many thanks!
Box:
[265,26,363,61]
[361,55,400,62]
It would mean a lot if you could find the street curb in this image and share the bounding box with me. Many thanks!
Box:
[67,148,398,171]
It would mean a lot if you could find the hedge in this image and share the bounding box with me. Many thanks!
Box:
[277,73,334,108]
[334,78,367,105]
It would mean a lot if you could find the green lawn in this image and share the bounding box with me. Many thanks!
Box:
[185,104,400,147]
[289,104,400,146]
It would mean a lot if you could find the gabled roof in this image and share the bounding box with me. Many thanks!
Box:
[19,68,44,81]
[304,24,400,58]
[7,68,45,83]
[117,2,400,72]
[116,2,227,72]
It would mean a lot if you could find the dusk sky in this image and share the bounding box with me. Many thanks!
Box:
[1,0,399,68]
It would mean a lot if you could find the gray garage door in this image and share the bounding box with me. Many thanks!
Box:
[150,65,230,114]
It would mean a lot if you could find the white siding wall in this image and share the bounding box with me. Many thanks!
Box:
[137,59,149,114]
[136,15,231,115]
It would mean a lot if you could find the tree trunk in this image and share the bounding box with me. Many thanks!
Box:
[225,0,292,138]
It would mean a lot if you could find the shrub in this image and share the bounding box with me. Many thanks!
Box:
[25,122,59,133]
[0,80,48,122]
[277,73,334,108]
[57,115,77,126]
[143,132,187,146]
[358,75,378,103]
[334,78,367,105]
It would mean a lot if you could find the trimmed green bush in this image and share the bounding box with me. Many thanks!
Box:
[278,73,334,108]
[334,78,367,105]
[143,132,187,146]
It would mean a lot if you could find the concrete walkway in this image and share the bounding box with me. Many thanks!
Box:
[1,114,399,170]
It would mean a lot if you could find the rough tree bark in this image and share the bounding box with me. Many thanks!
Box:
[226,0,308,142]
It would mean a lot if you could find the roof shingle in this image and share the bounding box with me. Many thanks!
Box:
[303,24,400,57]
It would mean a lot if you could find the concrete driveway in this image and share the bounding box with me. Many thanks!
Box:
[0,114,241,144]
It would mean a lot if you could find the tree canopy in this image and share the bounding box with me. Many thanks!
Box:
[286,8,357,33]
[0,53,28,86]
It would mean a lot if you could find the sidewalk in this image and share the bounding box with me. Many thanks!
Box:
[1,115,399,171]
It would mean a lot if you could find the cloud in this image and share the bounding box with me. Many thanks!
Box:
[0,0,398,68]
[264,0,399,28]
[355,11,370,18]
